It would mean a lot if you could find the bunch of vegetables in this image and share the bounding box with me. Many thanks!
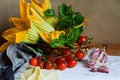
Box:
[0,0,56,52]
[0,0,91,52]
[29,35,92,70]
[0,0,93,70]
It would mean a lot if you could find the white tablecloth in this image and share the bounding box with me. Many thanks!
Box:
[59,55,120,80]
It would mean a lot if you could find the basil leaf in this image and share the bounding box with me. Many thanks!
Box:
[66,27,83,47]
[50,33,66,48]
[67,27,83,41]
[50,39,66,48]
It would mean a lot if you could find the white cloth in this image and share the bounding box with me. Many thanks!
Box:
[60,55,120,80]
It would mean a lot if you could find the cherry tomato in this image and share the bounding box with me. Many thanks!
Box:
[44,60,53,70]
[29,58,38,66]
[38,61,44,69]
[65,53,74,61]
[63,49,71,55]
[52,63,57,69]
[67,59,77,68]
[48,54,55,62]
[48,54,53,60]
[75,50,84,60]
[78,36,87,43]
[55,57,66,63]
[37,56,43,61]
[57,62,67,70]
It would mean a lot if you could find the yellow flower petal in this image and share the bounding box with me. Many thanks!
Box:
[55,30,65,39]
[42,0,51,9]
[10,17,30,29]
[41,0,51,10]
[31,0,51,11]
[15,30,28,43]
[31,0,42,6]
[2,28,19,42]
[0,42,13,52]
[39,31,50,43]
[28,8,43,25]
[49,31,55,41]
[31,0,45,17]
[40,31,65,44]
[20,0,30,26]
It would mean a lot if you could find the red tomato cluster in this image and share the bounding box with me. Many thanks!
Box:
[29,35,89,70]
[29,49,85,70]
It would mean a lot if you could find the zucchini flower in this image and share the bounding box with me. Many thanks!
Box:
[0,0,56,52]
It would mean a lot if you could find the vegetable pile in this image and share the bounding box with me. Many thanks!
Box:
[0,0,93,70]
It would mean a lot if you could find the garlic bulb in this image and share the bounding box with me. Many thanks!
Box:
[87,48,109,73]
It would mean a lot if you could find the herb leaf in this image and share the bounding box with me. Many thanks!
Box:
[66,27,83,47]
[50,33,66,48]
[58,3,67,15]
[57,3,84,30]
[73,12,84,26]
[44,9,55,16]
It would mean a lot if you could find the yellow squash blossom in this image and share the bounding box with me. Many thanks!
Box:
[0,0,58,52]
[39,31,65,44]
[0,0,30,52]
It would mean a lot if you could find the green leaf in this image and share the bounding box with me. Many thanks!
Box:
[44,9,55,17]
[66,27,83,47]
[73,13,84,26]
[50,39,66,48]
[58,3,66,15]
[50,33,66,48]
[57,3,85,31]
[67,27,83,41]
[57,15,73,29]
[66,6,73,15]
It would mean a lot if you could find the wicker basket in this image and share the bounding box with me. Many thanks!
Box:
[37,42,89,56]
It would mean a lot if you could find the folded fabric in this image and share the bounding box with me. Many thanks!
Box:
[19,66,60,80]
[0,43,41,80]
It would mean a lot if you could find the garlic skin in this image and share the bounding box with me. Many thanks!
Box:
[87,48,109,73]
